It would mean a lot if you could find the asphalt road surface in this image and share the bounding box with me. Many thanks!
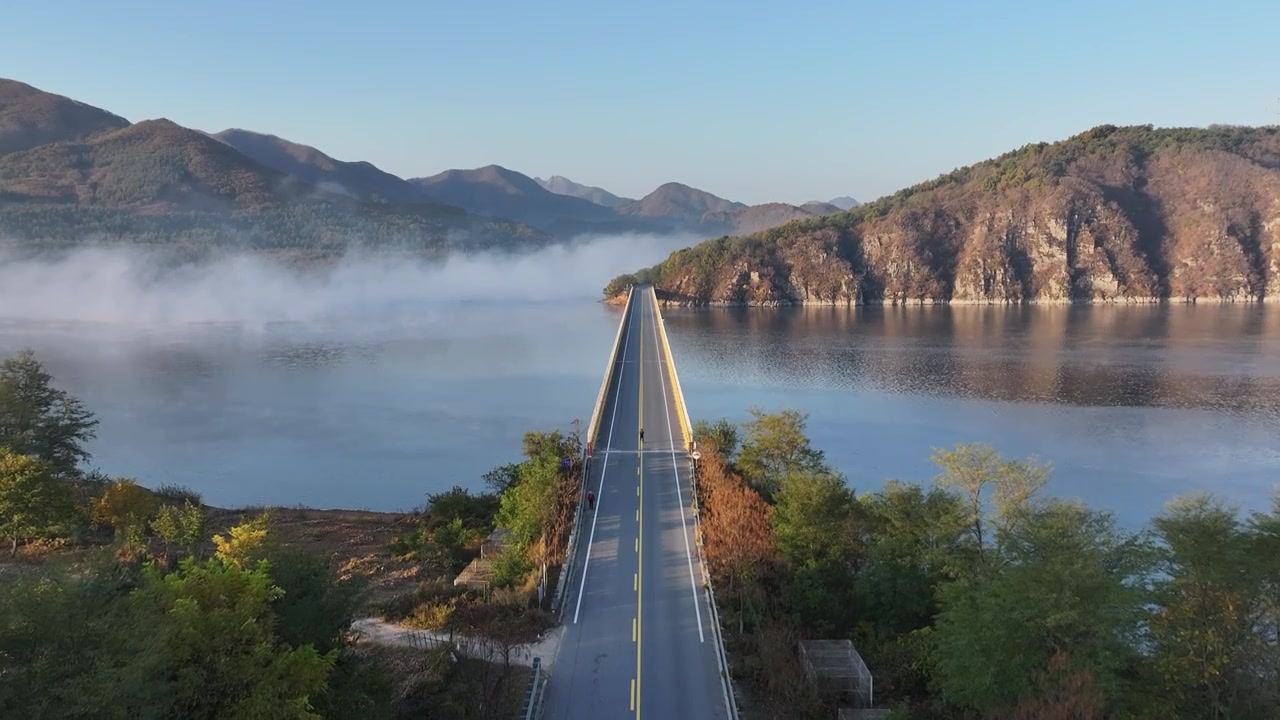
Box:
[542,289,729,720]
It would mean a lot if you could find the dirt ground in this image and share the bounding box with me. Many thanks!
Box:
[1,505,429,609]
[205,506,426,607]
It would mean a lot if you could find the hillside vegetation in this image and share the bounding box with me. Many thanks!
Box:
[608,125,1280,304]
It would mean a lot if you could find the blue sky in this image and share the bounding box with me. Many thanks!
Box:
[3,0,1277,205]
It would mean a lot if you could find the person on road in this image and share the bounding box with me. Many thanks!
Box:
[639,428,645,443]
[587,490,595,510]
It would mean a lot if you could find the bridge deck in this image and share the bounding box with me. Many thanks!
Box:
[543,289,728,720]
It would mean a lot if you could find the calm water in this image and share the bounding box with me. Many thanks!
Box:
[1,304,1277,526]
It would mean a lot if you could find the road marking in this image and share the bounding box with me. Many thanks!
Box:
[635,510,639,521]
[630,679,636,711]
[650,293,706,643]
[573,301,635,625]
[636,304,644,720]
[632,617,637,642]
[634,573,637,591]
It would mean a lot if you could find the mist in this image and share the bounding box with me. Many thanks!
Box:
[0,233,694,327]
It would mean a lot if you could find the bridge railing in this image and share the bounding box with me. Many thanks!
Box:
[550,286,635,615]
[649,287,692,452]
[650,288,741,719]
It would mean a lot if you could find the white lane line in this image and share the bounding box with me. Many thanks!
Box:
[649,295,705,643]
[573,302,635,625]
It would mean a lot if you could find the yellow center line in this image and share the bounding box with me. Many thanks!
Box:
[635,296,644,720]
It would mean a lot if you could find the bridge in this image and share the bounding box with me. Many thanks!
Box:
[542,285,738,720]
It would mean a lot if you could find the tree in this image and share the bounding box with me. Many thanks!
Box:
[931,501,1148,714]
[693,418,740,460]
[1149,495,1274,719]
[114,558,336,719]
[152,500,206,560]
[855,481,971,637]
[0,449,73,556]
[92,479,158,545]
[0,350,99,478]
[213,513,273,569]
[736,408,827,497]
[932,443,1048,565]
[696,439,777,633]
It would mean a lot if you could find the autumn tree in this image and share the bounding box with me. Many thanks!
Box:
[213,512,273,569]
[696,439,776,632]
[0,449,73,556]
[92,479,158,545]
[997,652,1106,720]
[0,350,99,478]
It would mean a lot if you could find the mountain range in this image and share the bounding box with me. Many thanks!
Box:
[0,77,857,256]
[610,124,1280,304]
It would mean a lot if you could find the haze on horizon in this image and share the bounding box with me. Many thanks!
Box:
[2,0,1277,207]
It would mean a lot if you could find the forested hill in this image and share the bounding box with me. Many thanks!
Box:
[607,125,1280,304]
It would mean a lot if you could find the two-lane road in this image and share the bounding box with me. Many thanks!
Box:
[544,288,728,720]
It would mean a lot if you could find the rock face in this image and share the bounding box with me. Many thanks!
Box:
[617,125,1280,305]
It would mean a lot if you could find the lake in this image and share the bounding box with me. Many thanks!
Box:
[1,303,1277,527]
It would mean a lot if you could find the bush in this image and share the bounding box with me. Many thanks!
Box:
[153,483,202,506]
[91,478,157,544]
[490,544,534,590]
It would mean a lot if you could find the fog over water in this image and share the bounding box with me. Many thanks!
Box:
[1,241,1277,526]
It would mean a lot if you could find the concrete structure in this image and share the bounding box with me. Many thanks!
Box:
[542,286,736,719]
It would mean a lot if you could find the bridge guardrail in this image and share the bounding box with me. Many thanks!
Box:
[551,287,634,615]
[649,287,692,451]
[650,287,741,719]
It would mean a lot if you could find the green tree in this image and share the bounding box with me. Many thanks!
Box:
[932,501,1149,715]
[92,479,158,545]
[693,418,740,460]
[1149,495,1274,719]
[152,500,206,560]
[736,408,827,497]
[0,350,99,478]
[856,481,971,636]
[113,558,336,719]
[495,452,559,547]
[0,449,73,556]
[932,443,1049,565]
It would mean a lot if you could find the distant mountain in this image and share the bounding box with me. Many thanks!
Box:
[0,79,551,257]
[0,76,839,256]
[800,201,843,215]
[212,128,424,204]
[0,119,296,210]
[827,196,860,210]
[535,175,633,208]
[704,202,818,235]
[410,165,618,231]
[0,79,130,156]
[619,182,746,222]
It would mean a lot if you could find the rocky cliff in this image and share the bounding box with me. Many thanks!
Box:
[607,125,1280,304]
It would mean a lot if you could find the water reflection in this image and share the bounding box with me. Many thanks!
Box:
[666,304,1280,416]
